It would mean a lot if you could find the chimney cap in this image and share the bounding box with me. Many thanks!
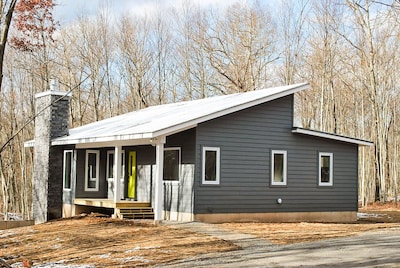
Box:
[50,79,59,91]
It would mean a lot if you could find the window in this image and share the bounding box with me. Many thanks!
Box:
[319,152,333,186]
[271,150,287,186]
[163,147,181,181]
[106,150,125,180]
[63,150,73,190]
[85,150,100,191]
[202,147,220,185]
[107,151,114,179]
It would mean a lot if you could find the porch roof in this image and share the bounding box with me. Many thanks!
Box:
[50,83,310,146]
[292,127,373,146]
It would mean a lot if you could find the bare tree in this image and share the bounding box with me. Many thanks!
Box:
[203,2,277,94]
[116,15,154,111]
[278,0,310,85]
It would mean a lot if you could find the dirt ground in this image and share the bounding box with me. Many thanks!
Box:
[220,202,400,245]
[1,203,400,267]
[0,215,237,267]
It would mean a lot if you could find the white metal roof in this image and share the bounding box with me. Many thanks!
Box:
[292,127,373,146]
[51,83,310,146]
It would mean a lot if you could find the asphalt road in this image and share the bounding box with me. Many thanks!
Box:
[160,222,400,267]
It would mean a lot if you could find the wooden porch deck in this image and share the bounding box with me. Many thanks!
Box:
[74,198,151,208]
[74,199,154,219]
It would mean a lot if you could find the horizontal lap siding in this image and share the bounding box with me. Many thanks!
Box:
[194,95,358,214]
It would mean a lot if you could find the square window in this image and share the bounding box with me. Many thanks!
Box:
[319,152,333,186]
[271,150,287,186]
[202,147,220,185]
[163,148,180,181]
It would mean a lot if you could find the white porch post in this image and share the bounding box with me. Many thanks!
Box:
[154,139,165,221]
[113,145,122,204]
[71,150,77,216]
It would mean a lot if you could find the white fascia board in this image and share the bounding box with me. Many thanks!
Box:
[35,90,72,98]
[152,123,198,139]
[51,132,153,146]
[154,83,309,138]
[292,128,373,146]
[74,136,166,149]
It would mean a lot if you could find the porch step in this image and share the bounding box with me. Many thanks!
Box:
[117,207,154,220]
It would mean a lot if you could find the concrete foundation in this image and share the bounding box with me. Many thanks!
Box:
[194,211,357,223]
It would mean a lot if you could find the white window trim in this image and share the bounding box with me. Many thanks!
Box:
[106,150,125,180]
[319,152,333,186]
[202,146,220,185]
[271,150,287,186]
[63,150,73,191]
[163,147,181,183]
[85,150,100,191]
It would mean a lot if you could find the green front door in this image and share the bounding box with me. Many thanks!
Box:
[128,151,136,199]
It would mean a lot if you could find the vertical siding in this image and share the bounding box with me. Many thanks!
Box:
[134,145,155,202]
[126,129,196,218]
[194,95,359,214]
[163,129,196,219]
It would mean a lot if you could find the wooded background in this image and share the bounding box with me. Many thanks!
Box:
[0,0,399,219]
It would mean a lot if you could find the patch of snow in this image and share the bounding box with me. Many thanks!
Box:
[357,212,384,219]
[125,245,160,253]
[91,253,111,259]
[0,213,23,221]
[143,245,160,249]
[117,256,152,263]
[0,231,15,238]
[7,213,23,221]
[11,261,95,268]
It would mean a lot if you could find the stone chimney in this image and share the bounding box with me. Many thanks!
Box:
[33,80,71,223]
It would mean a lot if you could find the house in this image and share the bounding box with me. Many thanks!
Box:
[25,82,373,224]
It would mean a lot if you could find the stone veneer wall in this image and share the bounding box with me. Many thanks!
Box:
[33,90,70,224]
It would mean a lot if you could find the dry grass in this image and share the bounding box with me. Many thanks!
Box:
[220,203,400,245]
[219,221,400,245]
[0,215,237,267]
[1,205,400,267]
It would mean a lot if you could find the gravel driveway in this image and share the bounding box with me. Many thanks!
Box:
[160,222,400,267]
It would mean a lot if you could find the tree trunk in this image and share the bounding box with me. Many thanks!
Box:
[0,0,17,93]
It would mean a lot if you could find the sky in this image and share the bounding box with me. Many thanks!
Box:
[54,0,242,25]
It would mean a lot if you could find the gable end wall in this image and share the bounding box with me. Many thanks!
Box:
[194,95,358,216]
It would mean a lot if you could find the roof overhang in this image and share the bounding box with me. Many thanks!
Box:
[152,83,309,138]
[292,127,373,146]
[28,83,310,148]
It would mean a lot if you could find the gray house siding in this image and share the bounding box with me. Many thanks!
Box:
[123,129,196,219]
[75,149,107,198]
[194,95,358,215]
[125,145,154,202]
[163,128,196,219]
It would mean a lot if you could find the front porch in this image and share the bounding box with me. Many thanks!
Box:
[74,199,154,220]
